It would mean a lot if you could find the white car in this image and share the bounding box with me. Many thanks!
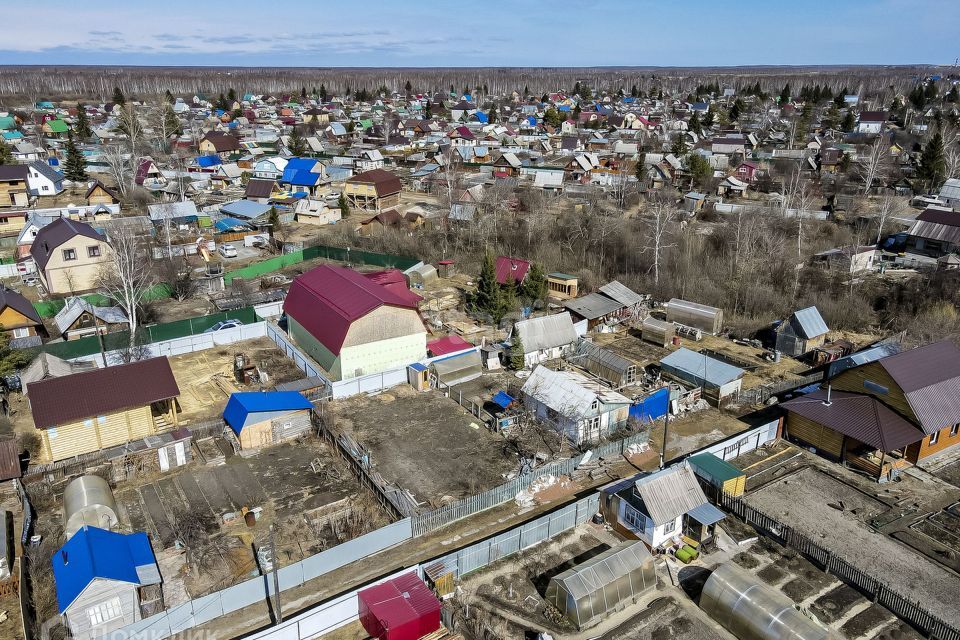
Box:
[218,244,238,258]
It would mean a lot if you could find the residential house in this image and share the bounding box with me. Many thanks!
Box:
[281,157,326,196]
[52,526,161,640]
[904,208,960,259]
[711,137,746,155]
[53,296,128,341]
[26,161,63,196]
[0,165,30,207]
[598,281,645,317]
[283,265,426,380]
[198,131,241,158]
[494,255,530,286]
[134,158,165,188]
[244,178,278,204]
[546,273,578,301]
[223,392,313,450]
[773,306,829,357]
[827,340,960,464]
[29,357,181,462]
[30,218,111,294]
[856,111,887,135]
[601,462,725,548]
[717,176,748,197]
[732,161,759,183]
[937,178,960,209]
[0,286,45,341]
[85,182,121,207]
[563,293,627,331]
[252,157,288,180]
[659,348,744,404]
[521,365,631,445]
[811,246,877,274]
[510,312,579,368]
[19,353,96,395]
[344,169,402,212]
[41,119,69,137]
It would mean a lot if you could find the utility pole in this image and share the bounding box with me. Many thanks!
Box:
[92,309,108,367]
[659,387,671,470]
[270,524,282,624]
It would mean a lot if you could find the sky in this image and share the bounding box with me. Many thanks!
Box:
[1,0,957,67]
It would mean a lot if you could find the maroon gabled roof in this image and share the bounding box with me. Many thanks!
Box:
[29,357,180,429]
[859,111,888,123]
[346,169,402,197]
[283,265,422,356]
[30,218,106,272]
[201,131,241,152]
[494,256,530,285]
[917,208,960,227]
[0,285,41,325]
[782,389,925,452]
[245,178,276,199]
[428,335,472,357]
[876,340,960,434]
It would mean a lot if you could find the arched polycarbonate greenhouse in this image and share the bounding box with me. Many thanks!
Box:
[545,541,657,630]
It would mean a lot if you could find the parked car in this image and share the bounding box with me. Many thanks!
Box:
[204,319,243,333]
[325,191,341,202]
[218,244,238,258]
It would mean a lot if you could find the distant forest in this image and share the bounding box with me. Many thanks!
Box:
[0,64,952,102]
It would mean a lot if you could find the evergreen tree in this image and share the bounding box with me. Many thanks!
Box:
[405,80,412,94]
[729,99,743,121]
[779,83,791,103]
[947,85,959,103]
[543,108,563,128]
[0,143,12,166]
[63,131,87,182]
[112,86,125,106]
[424,102,432,119]
[74,104,93,140]
[319,84,328,102]
[689,110,703,136]
[216,93,229,111]
[338,192,350,219]
[703,105,715,127]
[300,87,307,101]
[635,151,646,182]
[162,104,181,136]
[685,152,711,189]
[917,130,946,189]
[671,134,688,156]
[267,206,282,238]
[288,126,307,156]
[472,252,500,317]
[510,331,525,370]
[165,89,175,104]
[228,88,237,104]
[630,84,638,98]
[841,111,855,132]
[522,262,547,303]
[497,277,517,323]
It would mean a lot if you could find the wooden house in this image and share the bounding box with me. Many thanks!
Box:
[85,181,121,207]
[29,218,111,294]
[29,357,181,462]
[223,392,313,451]
[774,306,828,357]
[546,272,578,301]
[344,169,402,212]
[0,165,30,208]
[0,285,45,341]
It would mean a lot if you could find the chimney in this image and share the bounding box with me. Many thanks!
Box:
[823,383,833,407]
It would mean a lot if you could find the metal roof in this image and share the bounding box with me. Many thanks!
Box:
[574,339,635,376]
[783,389,925,451]
[223,391,312,434]
[513,312,578,353]
[877,340,960,434]
[522,366,630,419]
[550,541,653,600]
[0,439,20,481]
[633,463,710,526]
[53,296,128,335]
[907,208,960,245]
[659,348,744,387]
[598,281,644,307]
[939,178,960,201]
[826,342,901,379]
[563,292,624,320]
[791,306,828,339]
[687,502,726,526]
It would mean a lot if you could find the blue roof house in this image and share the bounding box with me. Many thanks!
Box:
[281,158,325,195]
[52,526,161,640]
[223,391,313,449]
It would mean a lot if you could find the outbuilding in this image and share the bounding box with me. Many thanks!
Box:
[774,306,828,357]
[659,348,743,404]
[357,572,441,640]
[223,391,313,450]
[664,298,723,335]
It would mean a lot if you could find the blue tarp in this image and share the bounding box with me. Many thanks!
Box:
[492,391,514,409]
[196,155,222,168]
[214,216,250,232]
[630,387,669,423]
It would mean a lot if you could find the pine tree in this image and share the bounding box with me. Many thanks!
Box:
[671,134,688,156]
[288,126,307,156]
[703,106,715,127]
[424,102,432,119]
[228,88,237,104]
[63,131,87,182]
[112,86,125,106]
[779,83,791,104]
[405,80,412,94]
[217,93,229,111]
[522,262,547,303]
[267,206,282,238]
[472,252,500,317]
[74,104,92,140]
[497,278,517,323]
[918,131,946,189]
[338,192,350,219]
[0,143,12,166]
[729,99,743,122]
[635,152,646,182]
[165,90,175,104]
[510,331,525,370]
[319,84,328,102]
[689,110,702,135]
[841,111,855,132]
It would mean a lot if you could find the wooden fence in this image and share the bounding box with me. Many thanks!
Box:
[717,492,960,640]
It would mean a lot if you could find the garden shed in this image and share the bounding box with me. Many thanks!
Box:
[687,452,746,497]
[358,572,441,640]
[545,541,657,629]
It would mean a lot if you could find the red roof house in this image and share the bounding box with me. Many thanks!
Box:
[495,256,530,285]
[358,572,441,640]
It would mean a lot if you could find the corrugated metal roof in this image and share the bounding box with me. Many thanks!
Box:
[792,306,828,339]
[826,342,901,379]
[574,340,635,376]
[598,281,644,307]
[563,293,624,320]
[877,340,960,434]
[783,389,925,451]
[514,312,577,353]
[495,256,530,285]
[687,502,726,525]
[659,348,744,387]
[550,541,653,600]
[522,366,630,419]
[223,391,312,434]
[907,208,960,244]
[633,463,709,526]
[0,439,21,481]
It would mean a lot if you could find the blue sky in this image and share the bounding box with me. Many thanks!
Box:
[2,0,957,67]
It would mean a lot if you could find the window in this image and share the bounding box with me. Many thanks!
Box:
[951,424,959,437]
[62,248,77,261]
[87,597,123,626]
[624,505,646,532]
[41,185,49,192]
[930,432,940,445]
[87,245,101,258]
[591,399,599,411]
[11,327,29,338]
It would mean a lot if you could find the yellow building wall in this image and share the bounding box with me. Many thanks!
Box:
[40,405,156,462]
[831,363,916,424]
[238,419,273,450]
[338,306,426,378]
[42,235,110,294]
[0,307,37,331]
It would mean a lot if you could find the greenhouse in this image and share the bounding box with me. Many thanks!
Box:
[545,541,657,629]
[701,563,836,640]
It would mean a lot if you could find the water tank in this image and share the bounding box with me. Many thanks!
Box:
[700,563,836,640]
[63,475,119,538]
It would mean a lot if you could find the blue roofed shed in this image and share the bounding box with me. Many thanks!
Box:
[223,391,313,449]
[659,348,743,404]
[53,526,160,639]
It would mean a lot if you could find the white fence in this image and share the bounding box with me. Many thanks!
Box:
[72,322,269,366]
[687,419,780,462]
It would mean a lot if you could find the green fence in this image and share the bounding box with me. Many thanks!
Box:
[33,306,258,361]
[33,284,173,318]
[223,244,418,284]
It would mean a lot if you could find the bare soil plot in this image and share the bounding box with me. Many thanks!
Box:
[330,385,520,507]
[746,466,960,626]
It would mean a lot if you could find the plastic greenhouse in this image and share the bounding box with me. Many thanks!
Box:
[545,542,657,629]
[700,563,836,640]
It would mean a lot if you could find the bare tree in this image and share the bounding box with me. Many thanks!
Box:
[857,137,889,194]
[95,226,157,351]
[101,145,132,196]
[874,195,899,245]
[641,199,676,289]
